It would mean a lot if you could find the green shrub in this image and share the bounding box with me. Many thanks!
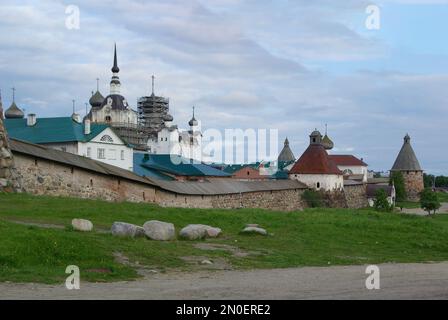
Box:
[373,189,393,212]
[420,188,441,216]
[390,171,407,201]
[301,190,323,208]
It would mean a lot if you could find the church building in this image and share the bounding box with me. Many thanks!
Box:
[289,129,344,191]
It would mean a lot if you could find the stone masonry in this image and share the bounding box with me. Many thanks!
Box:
[403,171,424,201]
[0,118,22,192]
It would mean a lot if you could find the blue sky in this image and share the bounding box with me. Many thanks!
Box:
[0,0,447,174]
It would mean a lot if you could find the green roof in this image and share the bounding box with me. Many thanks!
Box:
[4,117,110,144]
[138,154,231,177]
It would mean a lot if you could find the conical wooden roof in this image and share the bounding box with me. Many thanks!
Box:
[391,134,422,171]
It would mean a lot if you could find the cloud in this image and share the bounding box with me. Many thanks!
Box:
[0,0,446,174]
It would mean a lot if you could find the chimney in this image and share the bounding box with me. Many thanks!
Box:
[27,113,36,126]
[84,119,91,135]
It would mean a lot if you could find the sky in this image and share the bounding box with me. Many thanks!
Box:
[0,0,447,174]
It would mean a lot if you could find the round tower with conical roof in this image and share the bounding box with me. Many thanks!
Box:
[390,134,424,201]
[278,137,295,163]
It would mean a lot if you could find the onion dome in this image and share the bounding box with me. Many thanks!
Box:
[100,94,129,110]
[188,116,198,127]
[5,101,24,119]
[188,106,198,127]
[163,113,173,122]
[89,90,104,108]
[321,134,334,150]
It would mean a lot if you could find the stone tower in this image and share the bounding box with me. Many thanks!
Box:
[391,134,424,201]
[0,115,22,192]
[278,137,295,163]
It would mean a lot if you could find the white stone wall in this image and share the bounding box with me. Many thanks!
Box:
[289,173,344,191]
[90,107,138,125]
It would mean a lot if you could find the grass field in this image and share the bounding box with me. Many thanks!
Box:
[1,193,448,284]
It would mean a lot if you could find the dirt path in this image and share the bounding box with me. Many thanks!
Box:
[1,262,448,300]
[402,202,448,216]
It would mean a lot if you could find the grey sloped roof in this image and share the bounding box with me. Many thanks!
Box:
[9,138,156,186]
[155,179,307,196]
[391,135,422,171]
[278,138,295,162]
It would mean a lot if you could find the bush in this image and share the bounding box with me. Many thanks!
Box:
[390,171,407,202]
[301,190,323,208]
[373,189,393,212]
[420,188,441,216]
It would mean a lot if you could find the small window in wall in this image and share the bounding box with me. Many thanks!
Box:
[165,137,168,141]
[97,148,105,159]
[317,182,321,189]
[105,116,112,123]
[121,150,125,160]
[87,147,91,158]
[161,137,163,141]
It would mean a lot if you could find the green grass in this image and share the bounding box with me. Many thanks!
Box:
[437,192,448,202]
[396,201,420,209]
[1,193,448,284]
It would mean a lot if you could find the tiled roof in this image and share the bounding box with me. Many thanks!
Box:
[328,155,368,167]
[4,117,109,144]
[289,144,342,175]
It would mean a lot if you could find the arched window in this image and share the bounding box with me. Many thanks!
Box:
[100,135,114,143]
[343,169,354,175]
[317,182,321,189]
[105,116,112,123]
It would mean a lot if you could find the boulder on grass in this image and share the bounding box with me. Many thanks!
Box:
[179,224,222,240]
[143,220,176,241]
[241,226,268,236]
[111,222,145,238]
[71,219,93,232]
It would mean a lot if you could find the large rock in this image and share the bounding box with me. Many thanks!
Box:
[179,224,222,240]
[241,226,268,236]
[111,222,145,238]
[71,219,93,232]
[143,220,176,241]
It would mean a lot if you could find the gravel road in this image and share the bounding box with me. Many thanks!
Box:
[1,262,447,300]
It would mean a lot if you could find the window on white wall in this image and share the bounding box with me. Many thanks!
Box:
[317,182,321,189]
[121,150,125,160]
[87,147,91,158]
[98,148,105,159]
